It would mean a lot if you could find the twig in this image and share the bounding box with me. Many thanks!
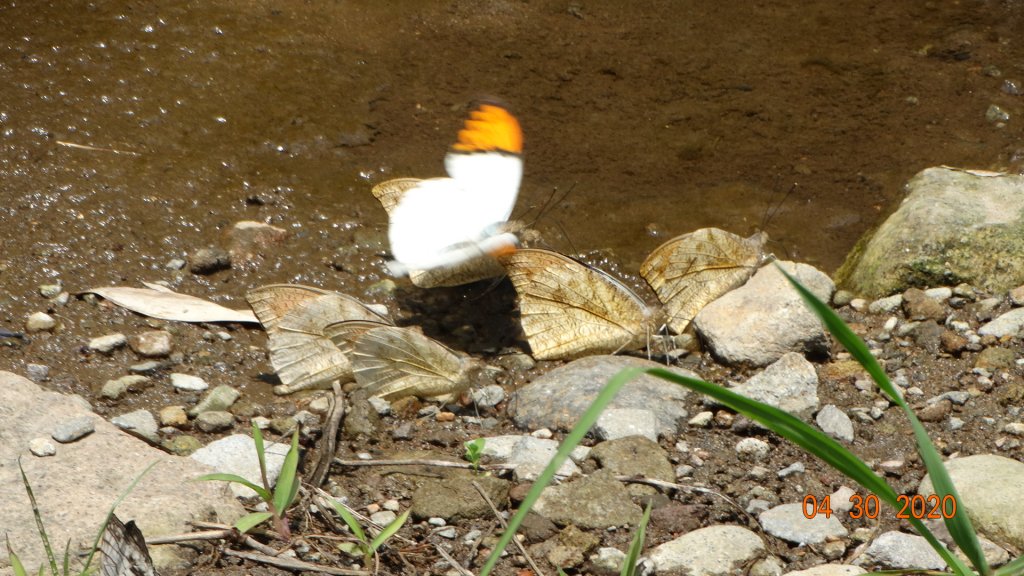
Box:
[462,520,495,568]
[435,544,474,576]
[150,522,279,556]
[222,548,367,575]
[471,480,545,576]
[333,458,512,472]
[56,140,141,156]
[310,382,346,487]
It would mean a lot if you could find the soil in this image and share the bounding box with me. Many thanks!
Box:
[2,2,1024,575]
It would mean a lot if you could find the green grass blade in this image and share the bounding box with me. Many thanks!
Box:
[196,473,272,502]
[479,366,649,576]
[235,511,275,534]
[6,535,29,576]
[780,268,987,575]
[272,429,301,514]
[330,500,368,543]
[16,458,58,576]
[60,540,69,576]
[369,509,410,552]
[621,500,652,576]
[995,554,1024,575]
[252,423,269,490]
[80,460,160,575]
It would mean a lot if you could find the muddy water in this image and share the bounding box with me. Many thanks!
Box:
[2,1,1023,318]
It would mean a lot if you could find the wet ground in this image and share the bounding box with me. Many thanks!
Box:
[2,1,1024,575]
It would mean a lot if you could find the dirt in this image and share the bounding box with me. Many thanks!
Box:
[2,1,1024,575]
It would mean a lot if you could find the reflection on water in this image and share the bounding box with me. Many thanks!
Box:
[1,0,1022,302]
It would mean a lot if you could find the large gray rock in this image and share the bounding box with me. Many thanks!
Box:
[532,469,641,529]
[918,454,1024,551]
[0,371,244,574]
[726,352,820,419]
[837,167,1024,297]
[647,524,765,575]
[512,356,692,437]
[694,262,833,367]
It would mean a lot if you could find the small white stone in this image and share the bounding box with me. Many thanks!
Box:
[735,438,771,461]
[381,499,401,512]
[688,411,714,427]
[531,428,553,439]
[87,333,127,353]
[170,373,209,391]
[29,437,56,457]
[1002,422,1024,436]
[25,312,57,332]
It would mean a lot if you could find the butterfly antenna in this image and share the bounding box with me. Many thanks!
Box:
[761,181,798,232]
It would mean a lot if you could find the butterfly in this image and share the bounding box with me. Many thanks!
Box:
[246,284,392,395]
[500,228,769,360]
[99,514,157,576]
[326,321,489,402]
[378,103,524,285]
[641,228,769,333]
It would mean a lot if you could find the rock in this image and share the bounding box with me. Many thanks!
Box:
[979,308,1024,338]
[589,547,627,575]
[0,371,243,573]
[369,510,397,526]
[227,220,288,263]
[479,435,580,481]
[837,167,1024,297]
[410,472,509,521]
[111,409,160,444]
[189,246,231,274]
[195,410,235,432]
[471,384,505,408]
[815,404,854,442]
[533,469,641,529]
[163,434,202,456]
[52,416,95,443]
[87,333,127,354]
[25,312,56,332]
[159,405,188,427]
[188,385,240,417]
[648,524,765,575]
[28,437,56,457]
[343,393,381,439]
[170,373,209,392]
[918,454,1024,551]
[784,565,864,576]
[101,375,151,400]
[902,288,947,321]
[726,352,820,419]
[857,531,946,571]
[759,502,848,545]
[868,294,903,314]
[512,356,691,437]
[25,364,49,382]
[588,435,674,496]
[694,261,834,367]
[530,524,599,570]
[736,438,771,461]
[975,347,1016,371]
[190,433,291,498]
[128,330,173,357]
[593,408,659,442]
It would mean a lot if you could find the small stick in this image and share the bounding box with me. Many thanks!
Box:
[222,548,367,575]
[333,458,512,472]
[56,140,141,156]
[471,480,545,576]
[149,523,278,556]
[435,544,475,576]
[310,382,346,487]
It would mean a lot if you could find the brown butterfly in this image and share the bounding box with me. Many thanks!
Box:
[246,284,392,395]
[640,228,769,333]
[500,249,663,360]
[100,514,157,576]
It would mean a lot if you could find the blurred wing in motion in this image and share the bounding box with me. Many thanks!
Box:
[640,228,767,334]
[500,249,655,360]
[100,514,157,576]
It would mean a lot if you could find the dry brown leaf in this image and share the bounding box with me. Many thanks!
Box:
[84,286,258,324]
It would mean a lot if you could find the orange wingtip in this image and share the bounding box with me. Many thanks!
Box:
[451,104,523,155]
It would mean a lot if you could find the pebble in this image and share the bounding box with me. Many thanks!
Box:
[986,104,1010,124]
[759,502,848,545]
[38,283,62,298]
[868,294,903,314]
[159,405,189,427]
[849,298,868,312]
[978,308,1024,338]
[29,437,57,457]
[187,385,240,417]
[101,375,151,400]
[111,409,160,444]
[189,246,232,274]
[589,547,626,575]
[129,360,165,373]
[735,438,771,461]
[858,531,946,570]
[382,499,400,512]
[165,257,187,270]
[948,416,965,431]
[25,312,57,332]
[777,462,805,478]
[531,427,553,439]
[307,396,331,415]
[25,364,49,382]
[1002,422,1024,436]
[427,517,446,526]
[923,287,952,300]
[816,405,854,442]
[471,384,505,408]
[435,526,456,539]
[195,411,235,432]
[688,411,713,427]
[128,330,173,357]
[163,434,202,456]
[87,333,127,353]
[532,470,641,529]
[832,290,855,307]
[171,373,209,391]
[480,435,580,481]
[369,510,397,526]
[52,416,96,443]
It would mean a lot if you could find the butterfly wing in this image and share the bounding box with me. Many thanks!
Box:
[351,325,477,401]
[371,178,422,216]
[100,514,157,576]
[501,249,652,360]
[263,292,393,395]
[246,284,332,333]
[640,228,767,334]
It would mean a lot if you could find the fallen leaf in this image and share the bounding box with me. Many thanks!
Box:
[83,286,258,324]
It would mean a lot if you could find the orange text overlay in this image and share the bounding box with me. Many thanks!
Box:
[802,493,958,520]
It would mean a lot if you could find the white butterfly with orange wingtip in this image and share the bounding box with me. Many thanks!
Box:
[379,103,524,283]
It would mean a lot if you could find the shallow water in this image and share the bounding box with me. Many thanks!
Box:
[2,0,1023,307]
